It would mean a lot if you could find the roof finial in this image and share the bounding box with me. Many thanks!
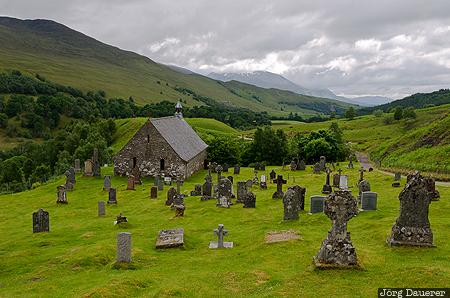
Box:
[175,101,183,118]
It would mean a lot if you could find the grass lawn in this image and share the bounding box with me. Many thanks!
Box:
[0,164,449,297]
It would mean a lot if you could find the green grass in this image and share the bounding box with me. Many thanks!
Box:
[0,165,449,297]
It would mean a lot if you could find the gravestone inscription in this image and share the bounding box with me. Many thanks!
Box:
[33,209,49,233]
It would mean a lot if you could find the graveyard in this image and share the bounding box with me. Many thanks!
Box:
[0,163,449,297]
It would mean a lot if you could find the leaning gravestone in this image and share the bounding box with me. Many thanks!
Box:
[209,224,233,248]
[116,232,132,263]
[236,181,247,203]
[314,191,359,268]
[56,185,68,204]
[283,188,299,220]
[33,208,49,233]
[150,186,158,199]
[103,175,111,191]
[361,191,377,211]
[388,172,434,247]
[108,188,117,204]
[309,195,326,214]
[156,228,184,248]
[74,159,81,173]
[272,175,287,199]
[243,191,256,208]
[201,177,212,201]
[98,201,106,216]
[233,164,240,175]
[166,187,177,206]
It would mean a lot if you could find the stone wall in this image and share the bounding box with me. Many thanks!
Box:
[114,119,204,179]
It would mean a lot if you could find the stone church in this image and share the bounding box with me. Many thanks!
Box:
[113,103,208,179]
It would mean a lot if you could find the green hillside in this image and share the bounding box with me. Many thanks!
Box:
[0,165,449,296]
[261,104,450,178]
[0,17,353,117]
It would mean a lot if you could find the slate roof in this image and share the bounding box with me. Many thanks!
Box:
[150,116,208,162]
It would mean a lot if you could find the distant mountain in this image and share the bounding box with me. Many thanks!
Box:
[0,16,354,116]
[164,64,195,75]
[208,71,392,107]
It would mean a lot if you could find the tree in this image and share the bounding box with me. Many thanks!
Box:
[304,138,333,162]
[344,107,356,120]
[206,137,242,165]
[393,107,403,120]
[403,107,417,119]
[373,109,383,117]
[245,127,288,165]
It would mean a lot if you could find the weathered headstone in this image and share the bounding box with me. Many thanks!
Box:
[173,198,185,217]
[108,188,117,204]
[269,170,276,181]
[332,173,340,188]
[32,209,49,233]
[259,174,267,190]
[126,175,135,190]
[388,172,434,247]
[272,175,287,199]
[314,191,359,268]
[223,163,229,172]
[74,159,81,173]
[92,148,101,177]
[131,166,142,185]
[358,167,365,183]
[283,188,299,220]
[246,179,253,189]
[233,164,240,175]
[190,184,202,196]
[227,176,234,184]
[56,185,67,204]
[216,164,223,182]
[103,175,111,191]
[348,155,354,169]
[156,228,184,248]
[339,175,349,190]
[116,232,131,263]
[216,178,232,208]
[319,156,326,171]
[298,159,306,171]
[357,180,371,202]
[236,181,247,203]
[201,177,212,201]
[424,177,440,201]
[361,191,377,211]
[98,201,106,216]
[394,172,401,181]
[252,170,259,185]
[313,163,321,174]
[64,170,74,191]
[158,176,164,191]
[290,160,297,171]
[290,185,306,211]
[209,224,233,248]
[84,160,93,176]
[150,186,158,199]
[309,195,325,214]
[322,168,332,194]
[154,175,159,186]
[243,191,256,208]
[115,213,128,225]
[166,187,177,206]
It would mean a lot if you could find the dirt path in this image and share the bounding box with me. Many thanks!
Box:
[355,152,450,187]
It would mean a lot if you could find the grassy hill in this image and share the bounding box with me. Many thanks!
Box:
[262,104,450,178]
[0,17,353,117]
[0,165,449,296]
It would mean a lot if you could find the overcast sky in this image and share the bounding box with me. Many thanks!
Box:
[2,0,450,98]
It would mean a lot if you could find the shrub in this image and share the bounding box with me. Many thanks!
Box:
[373,109,383,117]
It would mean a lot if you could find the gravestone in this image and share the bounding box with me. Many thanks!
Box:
[290,160,297,171]
[254,163,265,171]
[290,185,306,211]
[92,148,101,177]
[84,160,93,176]
[103,175,111,191]
[176,177,183,194]
[314,191,359,268]
[309,195,325,214]
[201,177,213,201]
[227,176,234,184]
[361,191,377,211]
[388,172,434,247]
[236,181,248,203]
[115,213,128,225]
[126,175,135,190]
[322,168,332,194]
[313,163,321,174]
[252,170,259,185]
[74,159,81,173]
[108,188,117,204]
[348,155,354,169]
[394,172,401,181]
[332,173,340,188]
[319,156,326,171]
[283,188,299,220]
[150,186,158,199]
[259,174,267,190]
[156,228,184,248]
[272,175,287,199]
[243,191,256,208]
[246,179,253,189]
[154,175,159,186]
[269,170,276,181]
[223,163,229,172]
[158,176,164,191]
[209,224,233,248]
[98,201,106,216]
[173,196,185,217]
[358,167,365,183]
[216,165,223,182]
[166,187,177,206]
[339,175,349,190]
[116,232,132,263]
[32,208,49,233]
[298,159,306,170]
[216,178,232,208]
[210,162,218,173]
[56,185,68,204]
[357,180,371,203]
[132,166,142,185]
[424,177,440,201]
[190,184,202,196]
[164,176,172,185]
[64,170,74,191]
[233,164,240,175]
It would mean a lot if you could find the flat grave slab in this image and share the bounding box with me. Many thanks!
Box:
[156,228,184,249]
[265,230,301,243]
